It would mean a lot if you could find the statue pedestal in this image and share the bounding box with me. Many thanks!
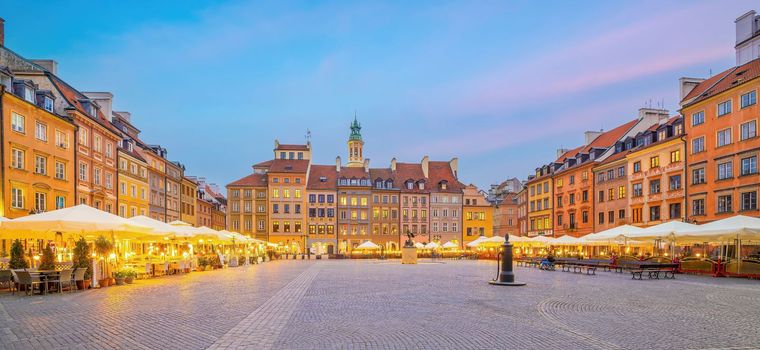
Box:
[401,246,417,264]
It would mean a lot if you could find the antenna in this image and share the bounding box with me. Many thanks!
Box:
[306,129,312,143]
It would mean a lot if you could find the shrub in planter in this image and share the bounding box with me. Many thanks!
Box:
[72,237,92,289]
[94,236,113,287]
[39,243,56,270]
[9,239,28,269]
[113,268,136,285]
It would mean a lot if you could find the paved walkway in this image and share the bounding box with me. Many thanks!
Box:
[1,260,759,349]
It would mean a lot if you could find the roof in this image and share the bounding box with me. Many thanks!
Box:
[268,159,309,173]
[46,73,121,135]
[581,118,638,153]
[369,168,394,180]
[338,167,369,179]
[682,58,760,106]
[394,163,428,193]
[307,165,338,190]
[276,144,309,151]
[118,145,147,163]
[428,161,465,193]
[205,184,226,201]
[555,146,583,163]
[228,173,268,187]
[252,159,274,169]
[595,150,628,166]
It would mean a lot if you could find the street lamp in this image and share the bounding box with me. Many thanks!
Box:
[489,235,526,286]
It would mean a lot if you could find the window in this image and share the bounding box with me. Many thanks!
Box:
[11,112,25,133]
[35,192,46,212]
[55,196,65,209]
[632,183,643,197]
[582,190,588,203]
[34,155,46,175]
[618,185,626,198]
[11,148,24,169]
[669,203,681,219]
[717,161,733,180]
[55,161,65,180]
[94,135,102,153]
[741,120,757,140]
[43,97,54,112]
[717,195,732,213]
[598,212,604,224]
[11,188,24,209]
[692,168,706,185]
[692,199,705,216]
[650,156,659,168]
[691,111,704,126]
[35,122,47,141]
[669,175,681,190]
[608,188,614,201]
[670,150,680,163]
[608,211,614,223]
[598,190,604,202]
[692,137,705,154]
[649,180,660,194]
[582,211,588,224]
[741,156,757,175]
[717,128,732,147]
[55,130,69,148]
[619,209,625,219]
[105,143,113,158]
[741,90,756,108]
[649,206,660,221]
[717,100,732,116]
[633,161,641,173]
[741,191,757,211]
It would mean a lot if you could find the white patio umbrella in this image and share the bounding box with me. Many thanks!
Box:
[586,225,645,241]
[466,235,489,247]
[441,241,458,249]
[414,242,425,249]
[128,216,184,238]
[424,242,440,249]
[508,235,530,243]
[356,241,381,250]
[679,215,760,243]
[626,220,700,241]
[552,235,581,245]
[528,235,555,245]
[0,204,153,240]
[167,220,200,239]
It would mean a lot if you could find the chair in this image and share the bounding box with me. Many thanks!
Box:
[0,270,13,291]
[56,269,75,293]
[72,268,87,291]
[14,271,43,296]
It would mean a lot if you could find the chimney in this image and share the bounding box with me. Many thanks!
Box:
[83,92,114,122]
[390,157,397,171]
[735,10,760,65]
[335,156,341,172]
[115,111,131,123]
[0,18,4,47]
[584,131,603,146]
[31,59,58,75]
[638,107,670,124]
[556,148,569,159]
[679,77,705,104]
[363,158,370,172]
[421,156,429,178]
[449,157,458,179]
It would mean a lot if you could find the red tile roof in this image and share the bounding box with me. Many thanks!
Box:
[337,167,369,179]
[307,165,338,190]
[394,163,428,193]
[682,58,760,106]
[252,159,274,169]
[276,144,309,151]
[596,149,628,166]
[555,146,583,163]
[228,173,268,187]
[369,168,394,180]
[428,161,465,193]
[46,73,121,135]
[118,146,147,163]
[581,118,638,153]
[268,159,309,173]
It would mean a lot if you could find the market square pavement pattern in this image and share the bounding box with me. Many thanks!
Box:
[1,260,759,350]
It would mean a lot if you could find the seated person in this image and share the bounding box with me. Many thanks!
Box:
[540,254,555,270]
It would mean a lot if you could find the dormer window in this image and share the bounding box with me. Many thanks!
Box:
[375,180,383,189]
[658,129,667,141]
[418,181,425,190]
[385,180,393,188]
[319,176,327,182]
[406,181,414,190]
[439,180,448,190]
[13,80,36,103]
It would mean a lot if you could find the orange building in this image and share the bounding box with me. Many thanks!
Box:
[553,120,638,237]
[592,151,630,231]
[626,116,686,227]
[681,58,760,222]
[1,70,76,218]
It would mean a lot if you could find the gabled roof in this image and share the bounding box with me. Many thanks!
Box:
[307,165,338,190]
[369,168,394,180]
[268,159,309,173]
[394,163,428,193]
[581,118,638,153]
[46,73,121,135]
[682,58,760,106]
[228,173,268,187]
[428,161,465,193]
[337,167,369,179]
[252,159,274,169]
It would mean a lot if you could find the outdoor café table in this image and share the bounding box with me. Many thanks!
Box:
[30,270,62,294]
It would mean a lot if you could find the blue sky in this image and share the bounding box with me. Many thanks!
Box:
[2,1,753,189]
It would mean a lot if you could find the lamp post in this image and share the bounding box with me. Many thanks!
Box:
[489,235,526,286]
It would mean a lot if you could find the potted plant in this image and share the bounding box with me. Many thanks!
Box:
[9,240,28,290]
[196,256,208,271]
[94,236,113,287]
[125,269,136,284]
[72,237,92,289]
[39,243,55,270]
[114,268,135,285]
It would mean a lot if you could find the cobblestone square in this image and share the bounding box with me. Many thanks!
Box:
[2,260,759,350]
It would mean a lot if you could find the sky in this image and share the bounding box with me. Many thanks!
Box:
[2,1,755,190]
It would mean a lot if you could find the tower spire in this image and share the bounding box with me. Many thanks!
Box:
[347,113,364,167]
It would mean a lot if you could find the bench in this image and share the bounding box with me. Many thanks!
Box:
[572,265,597,275]
[630,268,676,280]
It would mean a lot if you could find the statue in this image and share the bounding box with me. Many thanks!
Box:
[404,231,417,248]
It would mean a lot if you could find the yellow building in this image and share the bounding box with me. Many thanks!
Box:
[116,143,149,217]
[1,73,76,218]
[526,164,556,237]
[462,185,493,246]
[181,176,198,226]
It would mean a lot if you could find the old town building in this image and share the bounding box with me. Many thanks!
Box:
[626,116,686,227]
[0,66,76,217]
[526,161,557,237]
[428,159,464,246]
[369,167,401,251]
[163,158,182,222]
[227,172,268,239]
[463,184,493,245]
[592,151,629,232]
[516,186,528,236]
[264,155,309,252]
[180,175,198,225]
[336,163,372,252]
[493,192,519,237]
[306,165,338,254]
[396,161,430,243]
